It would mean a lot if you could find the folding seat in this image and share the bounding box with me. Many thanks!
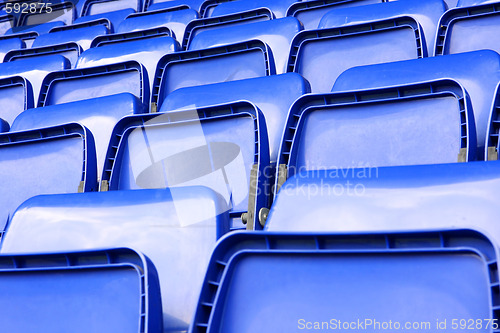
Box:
[333,50,500,160]
[11,93,146,179]
[435,1,500,56]
[206,0,297,18]
[151,40,273,110]
[0,123,97,231]
[117,7,198,44]
[287,16,425,93]
[0,76,33,127]
[0,248,162,333]
[1,187,228,333]
[0,37,23,62]
[186,17,301,74]
[287,0,384,30]
[318,0,446,59]
[74,8,136,32]
[0,54,70,105]
[190,230,498,333]
[33,21,110,50]
[37,60,148,107]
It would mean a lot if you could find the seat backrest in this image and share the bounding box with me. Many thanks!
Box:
[1,187,228,333]
[0,76,32,126]
[5,42,82,67]
[146,0,204,12]
[190,230,498,333]
[457,0,499,6]
[435,1,500,56]
[6,22,64,47]
[0,248,162,333]
[333,50,500,160]
[74,8,135,31]
[0,37,23,62]
[81,0,142,16]
[188,17,301,74]
[0,123,97,231]
[288,16,424,92]
[33,22,109,50]
[0,14,15,35]
[209,0,296,18]
[486,82,500,160]
[17,1,75,26]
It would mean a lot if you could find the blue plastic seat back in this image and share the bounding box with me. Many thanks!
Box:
[288,16,424,93]
[0,123,97,231]
[0,37,23,62]
[188,17,301,75]
[287,0,384,30]
[0,14,15,35]
[17,1,75,26]
[0,54,70,105]
[102,102,270,229]
[183,8,273,49]
[81,0,142,16]
[0,248,162,333]
[209,0,296,18]
[435,2,500,56]
[0,76,32,126]
[147,0,204,12]
[6,22,64,47]
[486,82,500,160]
[33,22,109,50]
[276,80,475,187]
[152,40,273,108]
[161,73,310,165]
[0,118,8,132]
[38,60,149,107]
[332,50,500,161]
[318,0,446,58]
[1,187,228,332]
[5,42,82,67]
[458,0,499,6]
[75,8,135,31]
[12,93,146,177]
[117,7,198,44]
[190,230,498,333]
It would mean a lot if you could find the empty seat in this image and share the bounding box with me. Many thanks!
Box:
[486,83,500,159]
[4,42,81,67]
[17,1,75,27]
[188,17,301,74]
[146,0,204,12]
[0,54,70,105]
[0,37,23,62]
[288,16,424,92]
[101,101,270,229]
[33,21,109,50]
[275,80,475,190]
[11,93,146,178]
[190,230,498,333]
[75,8,135,31]
[0,14,16,36]
[38,60,148,107]
[117,7,198,44]
[0,76,33,127]
[333,50,500,160]
[318,0,446,58]
[0,118,8,132]
[151,40,273,109]
[0,123,97,231]
[458,0,498,6]
[287,0,384,30]
[81,0,142,16]
[0,248,162,333]
[209,0,296,18]
[1,187,228,332]
[6,22,65,47]
[435,1,500,56]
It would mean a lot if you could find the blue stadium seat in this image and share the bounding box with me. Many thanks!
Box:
[0,37,23,62]
[209,0,296,18]
[117,7,198,44]
[16,1,75,27]
[11,93,146,177]
[0,14,15,36]
[458,0,499,6]
[0,123,97,231]
[435,1,500,56]
[182,8,272,49]
[80,0,143,16]
[4,42,81,67]
[6,22,65,47]
[486,83,500,160]
[318,0,445,58]
[0,76,33,127]
[1,187,228,332]
[0,118,8,132]
[188,17,301,74]
[0,248,162,333]
[287,0,384,30]
[75,8,135,31]
[146,0,204,12]
[275,80,475,190]
[78,29,178,96]
[190,230,498,333]
[38,60,148,107]
[0,54,70,105]
[288,16,424,92]
[100,101,270,230]
[33,21,109,50]
[151,40,273,109]
[333,50,500,160]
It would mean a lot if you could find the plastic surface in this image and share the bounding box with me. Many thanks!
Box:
[277,80,475,183]
[83,0,142,15]
[18,1,75,26]
[102,101,270,229]
[38,60,148,107]
[458,0,500,6]
[436,2,500,56]
[5,42,81,67]
[75,8,135,31]
[0,118,8,132]
[188,17,301,74]
[0,76,32,126]
[117,7,198,44]
[12,93,146,177]
[0,54,70,106]
[287,0,384,30]
[33,23,109,50]
[0,14,15,35]
[210,0,296,18]
[333,50,500,160]
[288,16,424,92]
[2,187,228,332]
[0,37,23,62]
[0,248,162,333]
[190,230,498,333]
[318,0,445,57]
[152,40,273,108]
[146,0,204,12]
[486,82,500,159]
[0,123,97,231]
